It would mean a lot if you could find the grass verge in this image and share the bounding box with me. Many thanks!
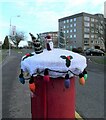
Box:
[0,50,2,63]
[90,56,106,65]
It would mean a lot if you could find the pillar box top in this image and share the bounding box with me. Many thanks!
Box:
[21,48,87,78]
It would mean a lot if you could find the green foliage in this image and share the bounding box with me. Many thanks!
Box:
[2,36,9,49]
[59,28,66,48]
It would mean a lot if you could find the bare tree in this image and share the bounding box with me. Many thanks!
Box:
[10,31,26,48]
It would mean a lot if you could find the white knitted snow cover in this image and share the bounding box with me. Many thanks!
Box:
[21,48,87,78]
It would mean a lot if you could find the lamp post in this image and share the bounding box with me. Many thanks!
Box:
[9,15,20,56]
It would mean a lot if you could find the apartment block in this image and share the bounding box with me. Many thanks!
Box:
[39,31,58,48]
[0,41,2,49]
[58,12,105,50]
[104,1,106,18]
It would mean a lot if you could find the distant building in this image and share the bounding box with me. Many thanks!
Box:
[104,18,106,48]
[104,2,106,50]
[0,41,2,49]
[58,12,105,50]
[104,1,106,18]
[39,31,58,48]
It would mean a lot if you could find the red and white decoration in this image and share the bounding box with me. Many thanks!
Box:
[21,48,87,78]
[45,35,53,51]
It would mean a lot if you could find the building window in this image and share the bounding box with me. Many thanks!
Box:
[84,22,90,27]
[74,18,76,21]
[70,29,72,32]
[70,19,72,22]
[91,34,94,38]
[70,35,72,38]
[64,26,66,28]
[95,34,97,38]
[95,29,98,33]
[91,23,94,27]
[84,28,90,32]
[99,25,103,31]
[91,29,94,33]
[96,24,98,29]
[67,19,69,23]
[91,18,94,22]
[64,20,66,23]
[84,16,90,21]
[74,23,76,27]
[70,24,73,27]
[74,29,76,32]
[84,34,89,38]
[100,30,104,34]
[95,19,98,22]
[84,41,89,44]
[98,37,101,40]
[98,14,103,18]
[67,30,69,33]
[67,25,69,28]
[91,40,94,43]
[74,34,76,38]
[100,21,103,24]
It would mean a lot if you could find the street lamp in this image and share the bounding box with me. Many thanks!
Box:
[9,15,20,56]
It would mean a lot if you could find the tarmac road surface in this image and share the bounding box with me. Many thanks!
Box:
[76,56,105,119]
[2,49,32,118]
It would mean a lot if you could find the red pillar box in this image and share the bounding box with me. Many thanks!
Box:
[31,76,75,119]
[20,48,87,119]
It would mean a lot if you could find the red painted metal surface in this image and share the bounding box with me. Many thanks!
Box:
[31,76,75,119]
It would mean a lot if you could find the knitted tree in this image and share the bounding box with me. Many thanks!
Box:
[58,27,66,49]
[29,33,43,54]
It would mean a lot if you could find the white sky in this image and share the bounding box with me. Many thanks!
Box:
[0,0,106,46]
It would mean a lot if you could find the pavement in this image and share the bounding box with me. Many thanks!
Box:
[1,49,105,119]
[2,49,32,119]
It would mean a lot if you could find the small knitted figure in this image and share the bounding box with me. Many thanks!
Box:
[45,35,53,51]
[29,33,43,54]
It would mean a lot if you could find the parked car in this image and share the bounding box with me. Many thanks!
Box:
[85,48,105,56]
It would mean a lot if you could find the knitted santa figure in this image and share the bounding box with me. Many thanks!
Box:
[45,35,53,51]
[29,33,43,54]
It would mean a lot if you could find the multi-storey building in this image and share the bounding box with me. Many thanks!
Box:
[104,18,106,49]
[39,31,58,48]
[0,41,2,49]
[58,12,105,50]
[104,1,106,18]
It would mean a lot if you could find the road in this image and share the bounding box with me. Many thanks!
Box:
[76,56,105,119]
[1,49,105,119]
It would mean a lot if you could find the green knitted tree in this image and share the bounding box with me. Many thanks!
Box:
[58,27,66,49]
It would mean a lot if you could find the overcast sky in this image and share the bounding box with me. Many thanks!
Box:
[0,0,106,46]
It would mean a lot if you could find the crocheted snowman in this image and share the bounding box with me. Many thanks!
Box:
[45,35,53,51]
